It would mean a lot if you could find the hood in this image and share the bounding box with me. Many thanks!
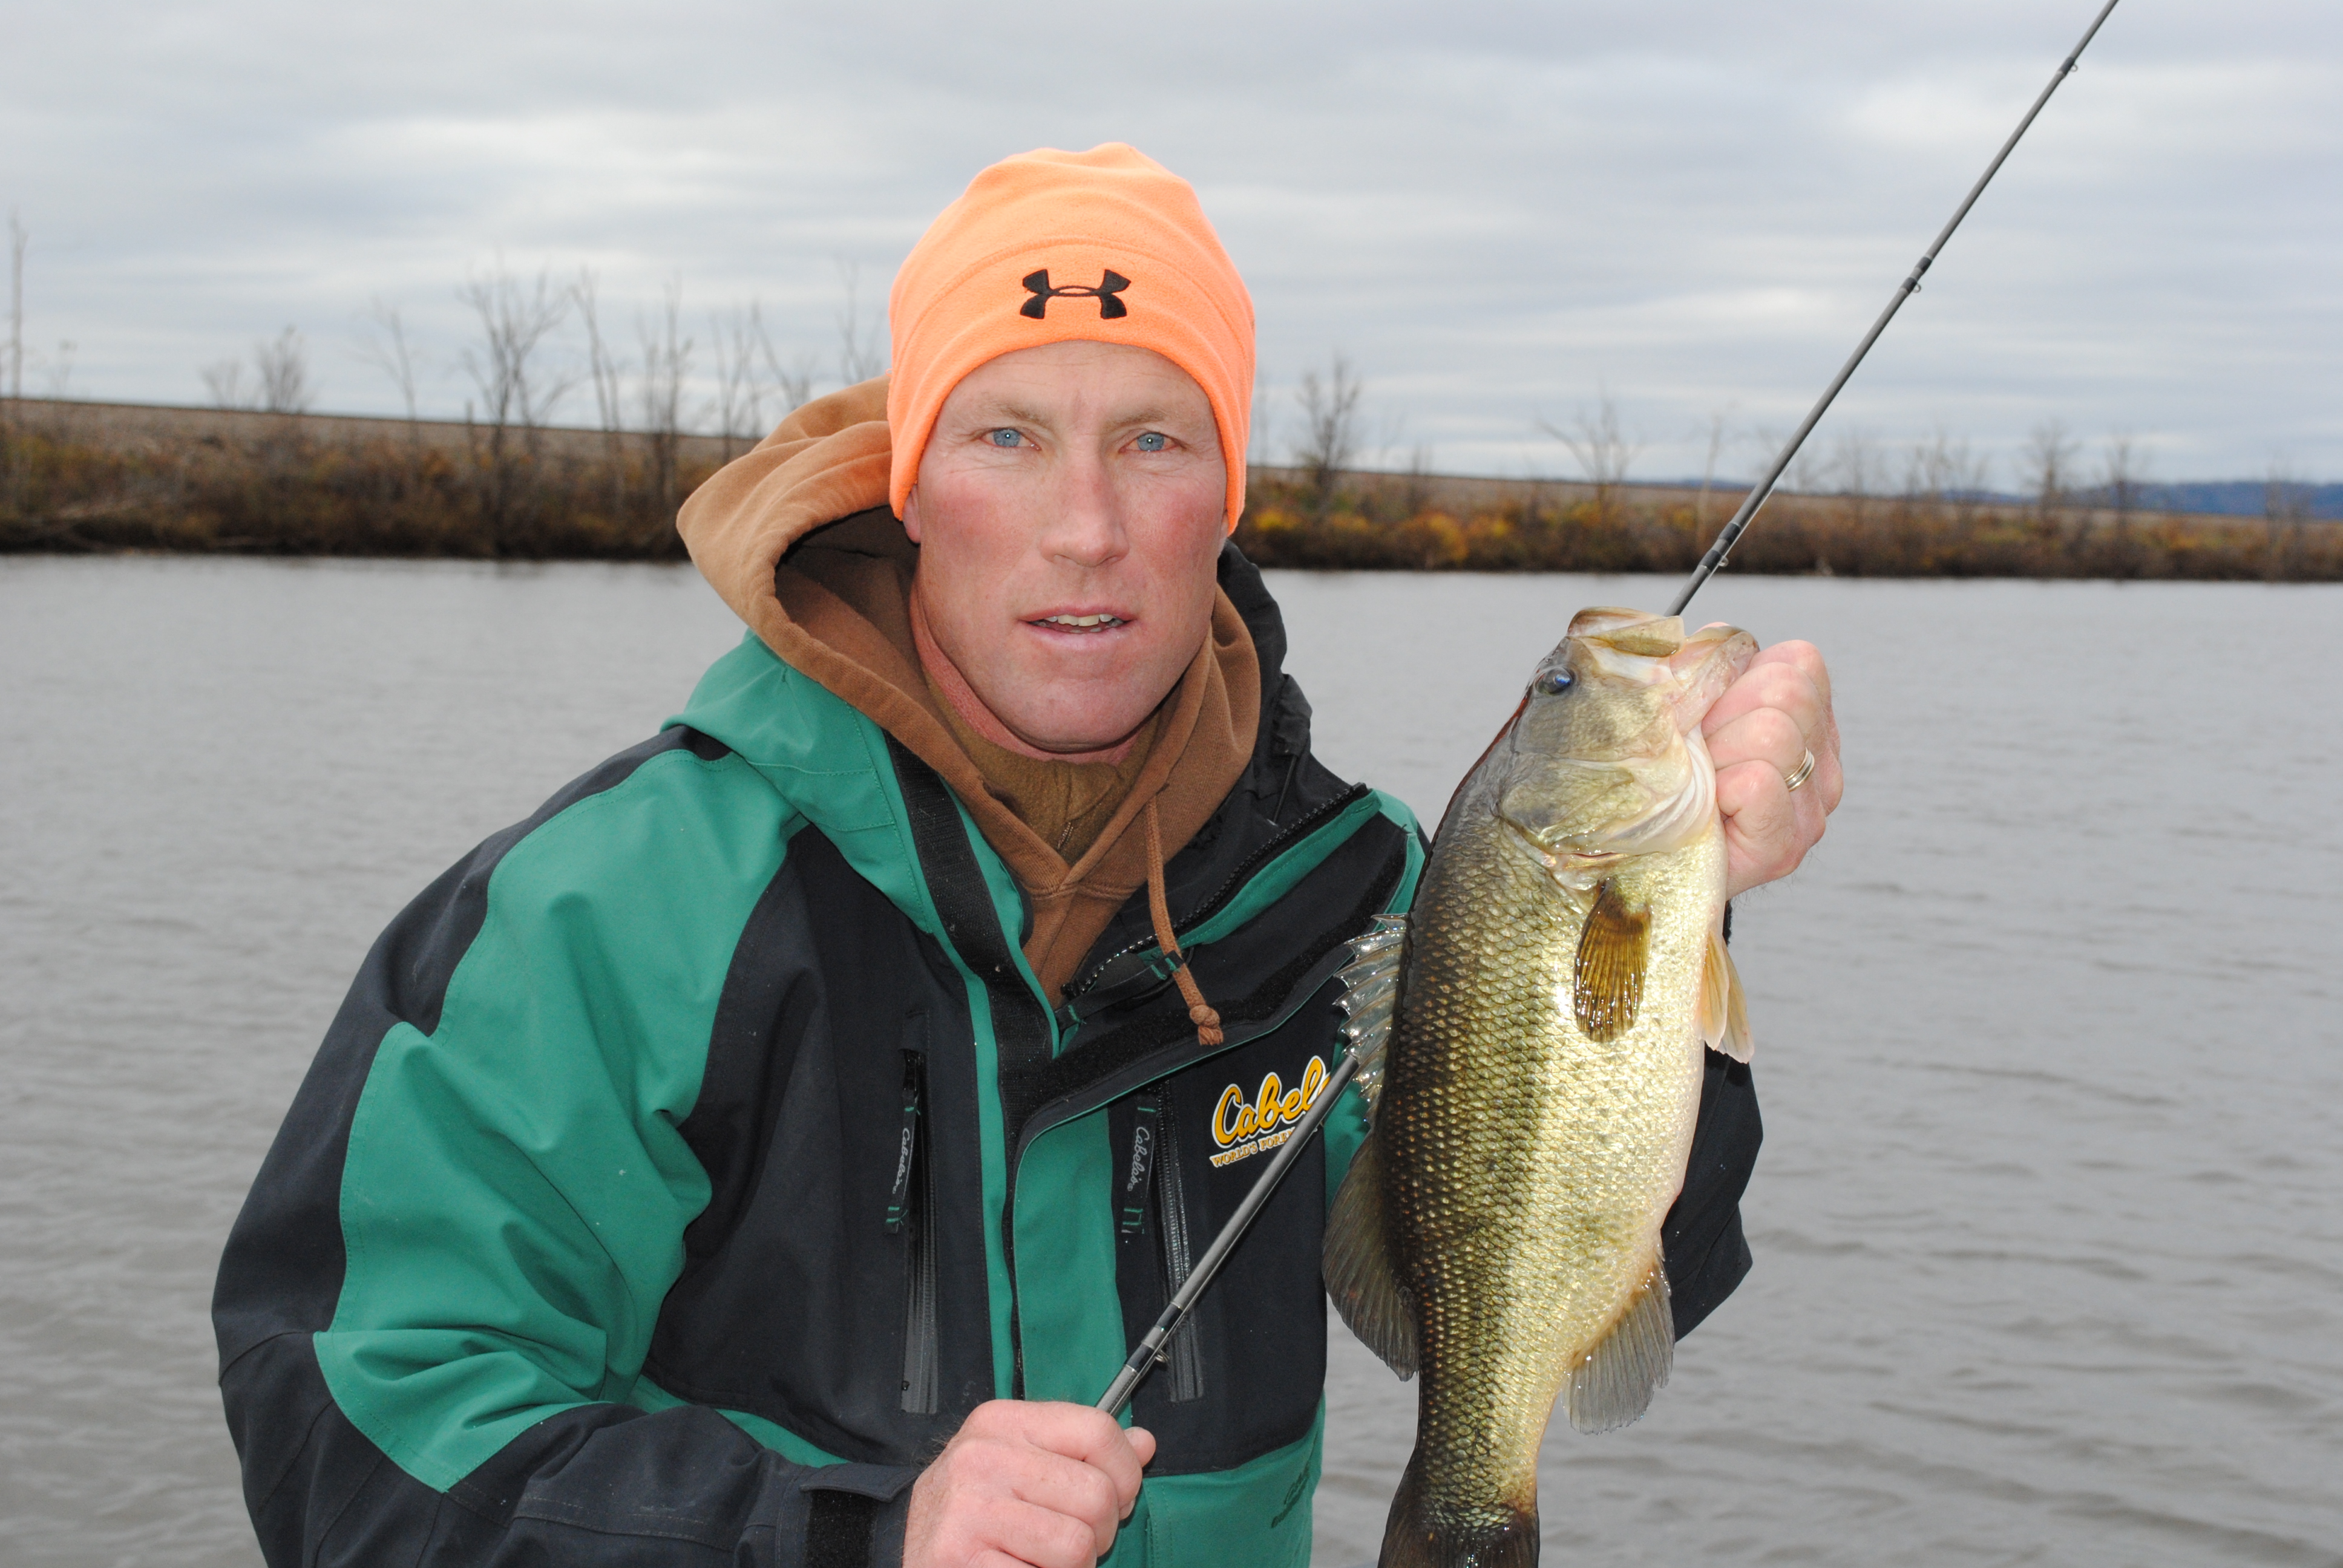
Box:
[676,376,1261,1002]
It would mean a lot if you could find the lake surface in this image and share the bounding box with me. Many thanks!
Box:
[2,557,2338,1567]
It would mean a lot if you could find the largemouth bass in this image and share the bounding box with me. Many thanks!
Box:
[1325,607,1758,1567]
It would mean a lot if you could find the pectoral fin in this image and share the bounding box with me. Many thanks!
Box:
[1573,880,1648,1042]
[1565,1263,1674,1434]
[1323,1128,1417,1379]
[1700,924,1754,1063]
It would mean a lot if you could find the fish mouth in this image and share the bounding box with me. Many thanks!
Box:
[1027,610,1131,635]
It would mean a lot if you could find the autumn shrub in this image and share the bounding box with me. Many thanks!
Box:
[1,419,712,559]
[1231,475,2339,582]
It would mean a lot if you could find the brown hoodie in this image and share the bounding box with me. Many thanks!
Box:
[676,376,1260,1004]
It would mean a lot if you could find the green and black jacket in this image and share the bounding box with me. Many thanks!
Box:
[213,547,1760,1567]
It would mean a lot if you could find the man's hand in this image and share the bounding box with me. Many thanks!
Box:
[1702,637,1842,900]
[903,1400,1156,1568]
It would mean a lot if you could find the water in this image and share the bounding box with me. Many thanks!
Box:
[2,557,2338,1567]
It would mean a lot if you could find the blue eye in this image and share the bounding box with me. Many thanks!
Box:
[988,429,1024,448]
[1532,668,1574,696]
[1134,431,1168,452]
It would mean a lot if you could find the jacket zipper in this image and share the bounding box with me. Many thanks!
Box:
[1061,783,1374,1011]
[1151,1096,1206,1403]
[892,1046,939,1416]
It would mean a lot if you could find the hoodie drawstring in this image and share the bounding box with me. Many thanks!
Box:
[1144,800,1223,1048]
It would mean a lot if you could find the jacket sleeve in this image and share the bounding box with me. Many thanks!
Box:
[1661,1048,1761,1338]
[1661,894,1763,1336]
[212,733,919,1567]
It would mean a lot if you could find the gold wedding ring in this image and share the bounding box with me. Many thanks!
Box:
[1783,748,1817,793]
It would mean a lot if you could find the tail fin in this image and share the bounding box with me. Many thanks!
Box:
[1378,1452,1538,1567]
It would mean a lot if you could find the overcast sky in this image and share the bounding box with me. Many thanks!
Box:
[5,0,2336,484]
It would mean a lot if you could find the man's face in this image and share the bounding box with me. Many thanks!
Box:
[904,339,1228,759]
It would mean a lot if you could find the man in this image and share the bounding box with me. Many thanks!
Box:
[215,145,1839,1567]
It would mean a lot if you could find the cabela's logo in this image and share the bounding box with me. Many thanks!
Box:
[1208,1056,1329,1169]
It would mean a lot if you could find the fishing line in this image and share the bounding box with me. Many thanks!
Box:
[1098,0,2123,1419]
[1669,0,2123,616]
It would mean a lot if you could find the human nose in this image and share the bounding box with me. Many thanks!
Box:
[1036,444,1129,570]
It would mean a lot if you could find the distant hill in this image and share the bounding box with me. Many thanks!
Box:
[2108,482,2343,520]
[1649,477,2342,521]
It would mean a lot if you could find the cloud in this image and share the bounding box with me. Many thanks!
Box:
[5,0,2336,481]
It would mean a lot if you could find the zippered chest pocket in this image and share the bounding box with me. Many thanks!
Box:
[1117,1088,1204,1403]
[892,1038,940,1416]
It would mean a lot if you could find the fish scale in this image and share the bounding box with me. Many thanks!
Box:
[1324,607,1755,1567]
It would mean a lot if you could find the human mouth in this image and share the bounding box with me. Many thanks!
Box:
[1031,612,1129,633]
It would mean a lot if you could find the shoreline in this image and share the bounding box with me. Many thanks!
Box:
[5,397,2335,581]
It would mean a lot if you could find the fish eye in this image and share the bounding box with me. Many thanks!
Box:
[1532,668,1575,697]
[1133,431,1168,452]
[988,428,1024,448]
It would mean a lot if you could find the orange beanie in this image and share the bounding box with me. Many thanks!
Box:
[886,143,1254,532]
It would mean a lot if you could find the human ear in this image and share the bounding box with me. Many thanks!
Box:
[901,485,924,544]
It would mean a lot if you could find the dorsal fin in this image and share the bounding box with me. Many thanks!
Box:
[1334,913,1406,1111]
[1323,913,1418,1380]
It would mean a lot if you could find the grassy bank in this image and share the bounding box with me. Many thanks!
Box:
[0,402,721,560]
[1234,471,2343,583]
[5,400,2337,581]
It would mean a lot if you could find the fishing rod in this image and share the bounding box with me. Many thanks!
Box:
[1099,0,2125,1419]
[1669,0,2123,616]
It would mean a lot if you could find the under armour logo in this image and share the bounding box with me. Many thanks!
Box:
[1020,269,1130,320]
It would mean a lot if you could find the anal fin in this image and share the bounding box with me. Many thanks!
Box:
[1565,1263,1674,1435]
[1323,1128,1417,1379]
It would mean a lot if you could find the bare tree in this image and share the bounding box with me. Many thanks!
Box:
[1748,423,1826,496]
[458,265,575,547]
[2023,418,2082,558]
[638,279,695,521]
[710,303,770,462]
[1538,393,1640,526]
[2100,433,2149,518]
[2024,419,2079,514]
[42,339,74,400]
[2099,433,2149,570]
[756,321,818,416]
[457,266,574,434]
[6,211,24,406]
[4,210,23,507]
[202,357,256,410]
[1293,354,1365,520]
[1248,380,1276,485]
[254,327,313,415]
[353,300,423,431]
[1694,408,1734,531]
[2265,457,2310,581]
[834,260,885,386]
[574,272,620,430]
[1828,428,1883,500]
[574,269,631,522]
[1399,442,1435,519]
[1906,427,1991,523]
[1907,427,1984,500]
